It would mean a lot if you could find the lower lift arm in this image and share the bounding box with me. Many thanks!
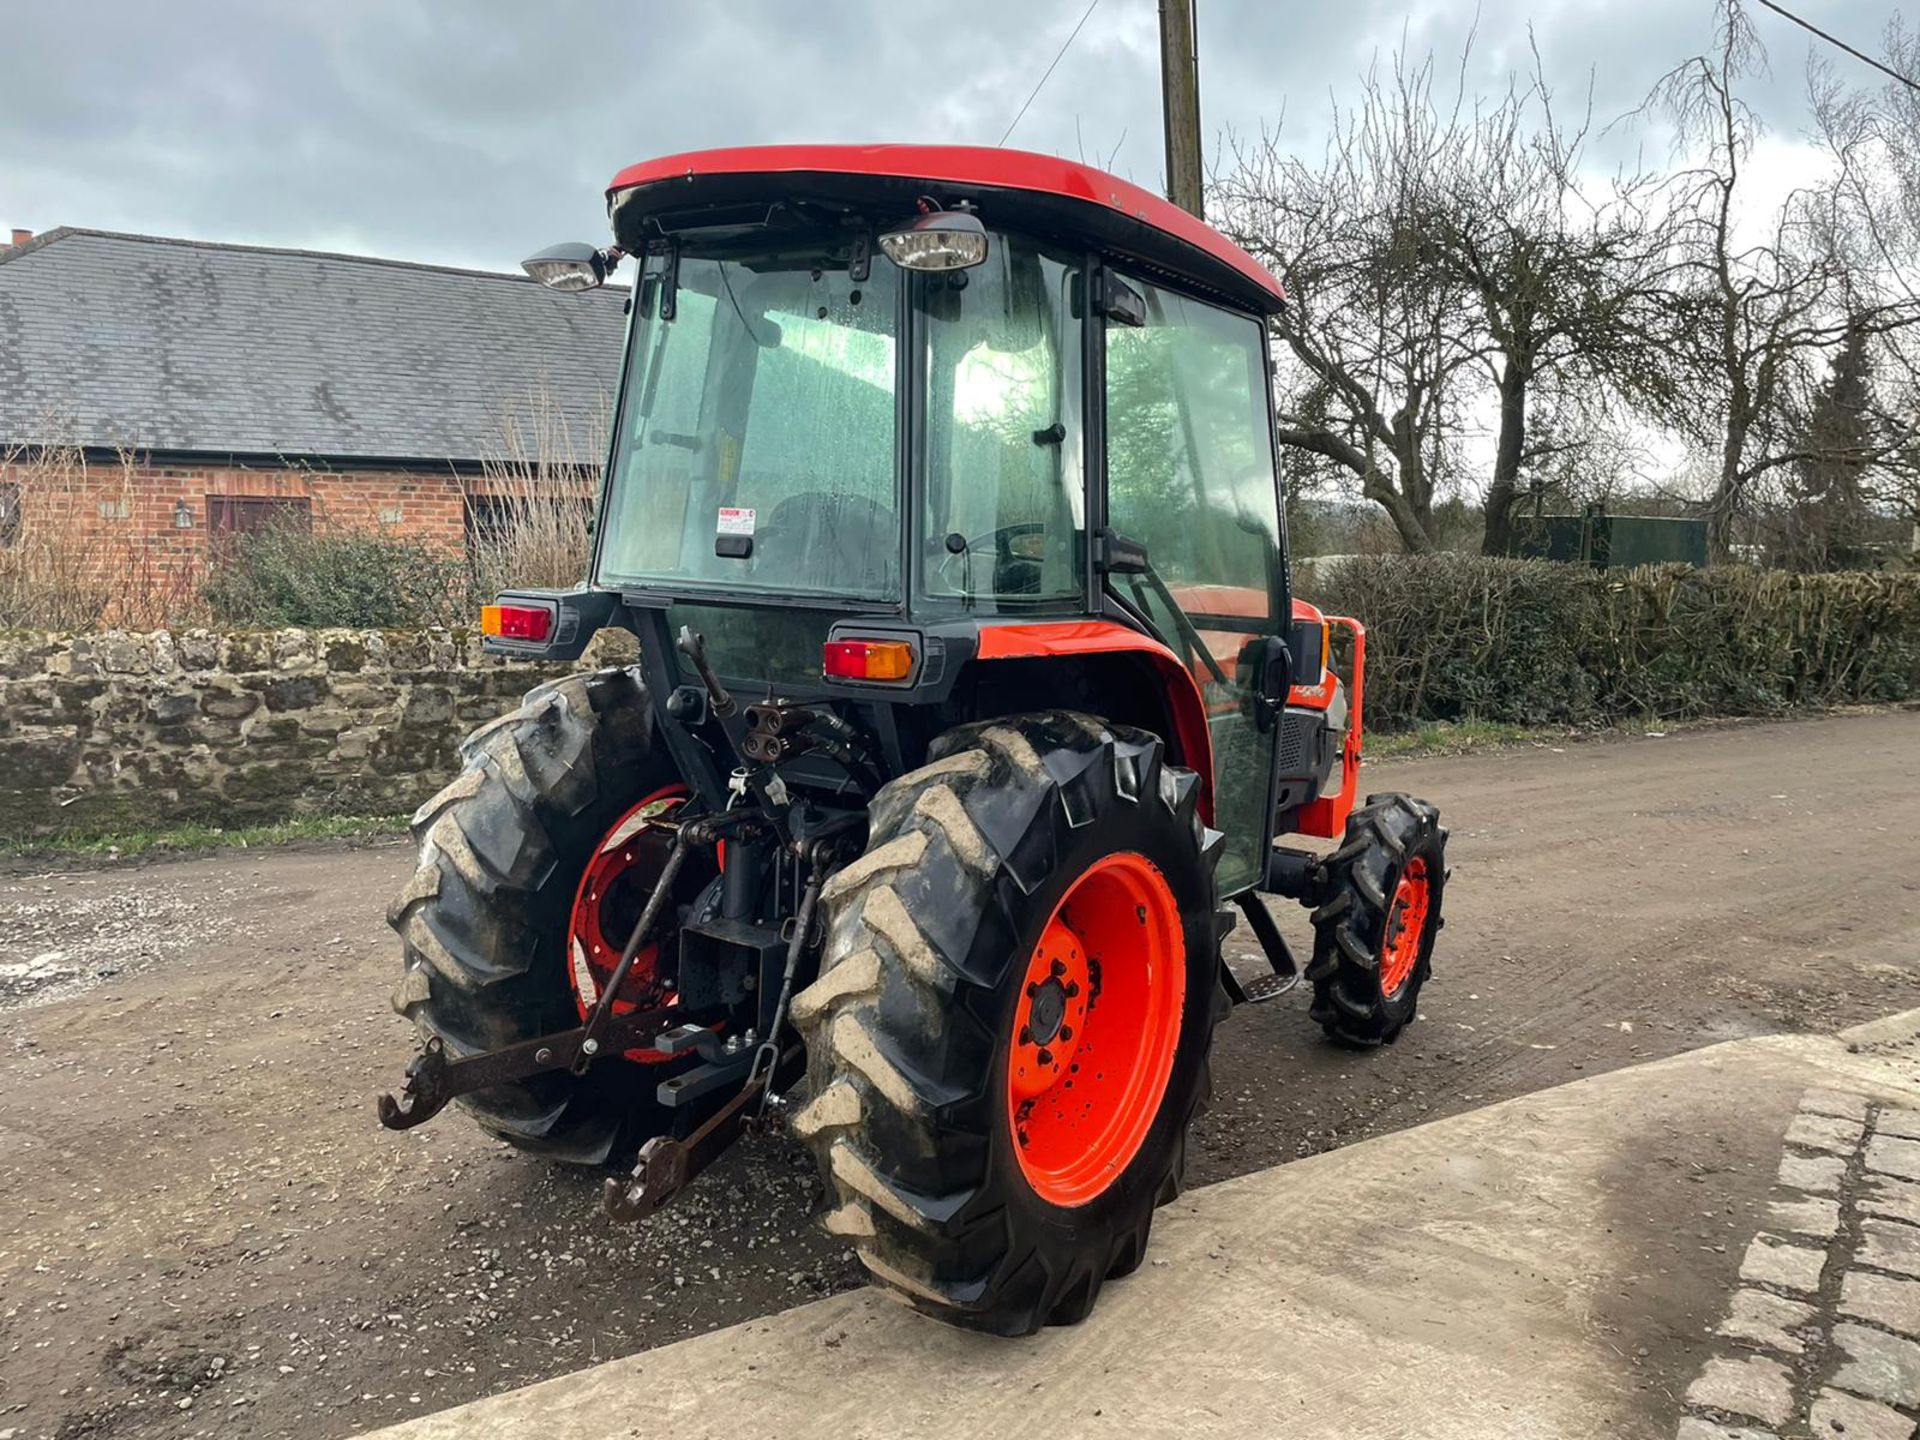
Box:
[377,809,758,1133]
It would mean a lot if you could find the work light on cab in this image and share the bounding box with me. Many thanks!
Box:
[521,241,622,292]
[879,209,988,271]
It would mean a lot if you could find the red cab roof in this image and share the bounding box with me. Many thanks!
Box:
[606,144,1284,311]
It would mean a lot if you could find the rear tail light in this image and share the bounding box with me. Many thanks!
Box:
[823,638,915,682]
[481,603,554,642]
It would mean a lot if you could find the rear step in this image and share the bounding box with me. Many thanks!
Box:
[1237,970,1302,1004]
[1222,892,1301,1005]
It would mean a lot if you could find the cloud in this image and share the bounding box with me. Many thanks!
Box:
[0,0,1906,270]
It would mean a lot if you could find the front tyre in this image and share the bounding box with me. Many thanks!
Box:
[788,712,1231,1335]
[1307,793,1447,1046]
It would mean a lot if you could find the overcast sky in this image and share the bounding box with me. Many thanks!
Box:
[1,0,1911,274]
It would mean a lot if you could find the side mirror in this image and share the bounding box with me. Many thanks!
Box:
[522,242,620,293]
[1286,617,1328,686]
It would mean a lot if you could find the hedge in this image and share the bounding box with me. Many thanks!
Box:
[1304,556,1920,730]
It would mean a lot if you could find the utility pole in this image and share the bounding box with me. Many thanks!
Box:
[1159,0,1204,218]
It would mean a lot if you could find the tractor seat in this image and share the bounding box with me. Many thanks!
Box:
[754,489,899,593]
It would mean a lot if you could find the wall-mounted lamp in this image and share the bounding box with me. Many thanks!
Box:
[173,500,194,530]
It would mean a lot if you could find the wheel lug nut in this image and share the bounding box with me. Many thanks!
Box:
[1049,958,1066,977]
[1019,1025,1033,1045]
[1037,1048,1054,1066]
[1058,1025,1072,1041]
[1063,981,1079,998]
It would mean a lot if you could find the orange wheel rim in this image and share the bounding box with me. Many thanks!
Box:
[1378,856,1431,1000]
[1007,851,1185,1208]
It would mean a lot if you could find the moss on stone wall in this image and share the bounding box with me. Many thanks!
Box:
[0,625,641,840]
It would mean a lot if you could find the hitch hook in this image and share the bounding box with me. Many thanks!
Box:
[376,1035,453,1130]
[602,1136,690,1223]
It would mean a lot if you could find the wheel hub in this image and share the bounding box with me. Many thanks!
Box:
[1006,851,1186,1208]
[1010,920,1089,1101]
[1378,855,1432,1000]
[567,786,718,1063]
[1027,978,1068,1044]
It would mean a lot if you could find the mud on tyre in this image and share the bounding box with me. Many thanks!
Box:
[1307,792,1446,1046]
[387,667,685,1165]
[788,711,1232,1335]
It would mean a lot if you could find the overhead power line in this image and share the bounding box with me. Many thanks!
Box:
[1753,0,1920,95]
[998,0,1102,147]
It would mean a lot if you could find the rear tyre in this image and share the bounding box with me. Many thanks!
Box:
[387,667,684,1165]
[789,712,1231,1336]
[1307,793,1446,1046]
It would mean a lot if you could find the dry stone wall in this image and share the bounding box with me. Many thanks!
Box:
[0,626,640,838]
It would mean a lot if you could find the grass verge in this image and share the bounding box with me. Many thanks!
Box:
[1367,718,1577,759]
[1361,708,1864,759]
[1,813,409,861]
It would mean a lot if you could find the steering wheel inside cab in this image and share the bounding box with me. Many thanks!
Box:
[750,490,898,588]
[936,522,1049,595]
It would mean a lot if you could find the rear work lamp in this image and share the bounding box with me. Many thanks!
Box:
[879,210,988,271]
[823,638,915,682]
[521,241,623,292]
[481,603,555,642]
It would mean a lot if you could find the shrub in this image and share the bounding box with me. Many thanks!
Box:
[1308,554,1920,730]
[201,520,467,628]
[0,442,205,630]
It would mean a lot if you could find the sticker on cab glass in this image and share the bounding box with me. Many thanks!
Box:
[717,507,756,537]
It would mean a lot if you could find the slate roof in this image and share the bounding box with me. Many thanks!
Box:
[0,228,628,466]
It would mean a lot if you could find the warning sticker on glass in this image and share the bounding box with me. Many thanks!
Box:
[717,507,756,537]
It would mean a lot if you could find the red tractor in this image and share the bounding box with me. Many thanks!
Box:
[380,145,1446,1335]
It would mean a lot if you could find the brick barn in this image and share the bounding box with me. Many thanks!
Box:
[0,226,625,579]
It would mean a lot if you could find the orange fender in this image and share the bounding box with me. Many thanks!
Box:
[974,621,1216,825]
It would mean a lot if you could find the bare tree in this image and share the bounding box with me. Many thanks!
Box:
[1807,23,1920,548]
[1215,53,1486,554]
[1517,386,1678,513]
[1650,1,1920,557]
[1419,48,1680,554]
[1216,42,1678,555]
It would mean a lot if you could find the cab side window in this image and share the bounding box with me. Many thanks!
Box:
[1103,276,1282,659]
[1104,275,1285,897]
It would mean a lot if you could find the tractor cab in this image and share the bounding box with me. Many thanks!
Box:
[391,147,1445,1337]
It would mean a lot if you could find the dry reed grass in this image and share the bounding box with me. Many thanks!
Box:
[0,441,205,630]
[464,385,604,602]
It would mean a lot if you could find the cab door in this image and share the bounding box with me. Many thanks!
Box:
[1101,273,1288,897]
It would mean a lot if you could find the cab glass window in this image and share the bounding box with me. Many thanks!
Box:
[915,237,1084,612]
[598,248,901,601]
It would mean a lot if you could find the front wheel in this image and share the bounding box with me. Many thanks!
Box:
[1307,793,1447,1046]
[789,712,1231,1335]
